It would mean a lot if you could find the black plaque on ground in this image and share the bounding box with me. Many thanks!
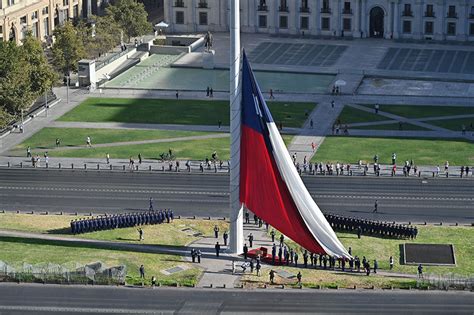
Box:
[403,244,456,265]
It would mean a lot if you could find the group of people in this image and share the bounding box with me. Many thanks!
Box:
[325,213,418,239]
[70,208,174,234]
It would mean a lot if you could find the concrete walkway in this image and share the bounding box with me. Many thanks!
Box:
[49,121,301,134]
[288,100,344,164]
[7,133,228,155]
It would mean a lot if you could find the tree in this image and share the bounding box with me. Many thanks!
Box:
[51,21,86,75]
[106,0,150,42]
[80,15,122,58]
[0,41,34,115]
[21,32,56,96]
[0,107,12,129]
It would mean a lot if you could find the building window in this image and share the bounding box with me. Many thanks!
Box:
[0,26,3,40]
[321,17,330,30]
[425,4,434,17]
[425,21,433,34]
[63,0,68,6]
[343,2,351,14]
[279,15,288,29]
[403,20,411,33]
[32,21,38,37]
[343,18,351,31]
[42,7,49,15]
[447,22,456,35]
[175,11,184,24]
[258,0,267,11]
[31,11,38,20]
[258,15,267,28]
[321,0,330,13]
[471,6,474,18]
[174,0,184,7]
[300,0,309,12]
[73,4,78,18]
[300,16,309,29]
[447,6,456,18]
[403,4,412,16]
[198,12,208,25]
[7,0,15,6]
[198,0,207,9]
[20,16,27,24]
[470,23,474,35]
[43,17,49,36]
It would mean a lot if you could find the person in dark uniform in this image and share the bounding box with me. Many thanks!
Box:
[269,270,275,284]
[243,243,248,260]
[279,234,284,246]
[245,211,250,224]
[270,229,276,242]
[248,233,254,247]
[271,244,276,264]
[215,242,221,257]
[214,225,219,238]
[139,265,145,279]
[278,246,282,264]
[296,271,302,284]
[197,250,201,263]
[373,200,378,213]
[303,250,308,268]
[294,252,299,267]
[223,231,228,246]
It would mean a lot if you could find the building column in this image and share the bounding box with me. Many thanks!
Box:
[393,1,400,38]
[361,0,367,37]
[385,1,393,38]
[413,0,423,39]
[268,0,277,33]
[332,0,341,36]
[354,0,360,35]
[457,3,467,40]
[309,0,318,34]
[434,0,444,40]
[315,0,321,34]
[289,0,299,34]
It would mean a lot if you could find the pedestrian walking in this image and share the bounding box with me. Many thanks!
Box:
[296,271,302,284]
[256,261,261,276]
[138,227,144,241]
[269,270,275,284]
[197,250,201,263]
[86,136,92,147]
[210,87,213,97]
[373,200,378,213]
[214,225,219,238]
[269,88,274,99]
[191,249,196,263]
[218,120,222,129]
[148,197,154,211]
[139,265,145,279]
[138,153,142,164]
[175,90,179,99]
[56,138,60,147]
[418,264,423,278]
[389,256,394,270]
[106,153,110,164]
[206,86,210,97]
[373,260,378,274]
[310,119,313,129]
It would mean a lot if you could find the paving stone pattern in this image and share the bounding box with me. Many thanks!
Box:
[377,48,474,74]
[248,42,348,67]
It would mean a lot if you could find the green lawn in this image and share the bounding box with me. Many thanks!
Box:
[427,118,474,132]
[43,135,293,160]
[337,106,390,124]
[0,214,229,247]
[361,105,474,119]
[351,122,429,131]
[0,236,200,286]
[313,136,474,165]
[14,128,211,151]
[58,98,315,128]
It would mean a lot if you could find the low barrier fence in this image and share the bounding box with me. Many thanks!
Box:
[0,261,126,285]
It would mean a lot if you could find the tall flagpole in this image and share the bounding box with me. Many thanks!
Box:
[229,0,243,254]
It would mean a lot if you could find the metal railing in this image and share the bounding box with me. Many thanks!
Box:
[95,46,133,71]
[0,261,126,285]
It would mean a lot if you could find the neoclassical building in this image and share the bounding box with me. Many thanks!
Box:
[0,0,108,44]
[164,0,474,41]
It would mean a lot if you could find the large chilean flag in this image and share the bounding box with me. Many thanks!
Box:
[239,52,350,258]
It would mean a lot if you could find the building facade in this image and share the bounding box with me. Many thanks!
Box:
[0,0,87,44]
[164,0,474,41]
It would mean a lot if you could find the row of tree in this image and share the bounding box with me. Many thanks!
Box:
[52,0,150,74]
[0,34,56,128]
[0,0,150,128]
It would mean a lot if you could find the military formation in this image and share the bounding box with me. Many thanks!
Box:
[324,213,418,239]
[70,209,174,234]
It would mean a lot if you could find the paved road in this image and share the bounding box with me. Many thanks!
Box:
[0,284,472,314]
[0,168,473,223]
